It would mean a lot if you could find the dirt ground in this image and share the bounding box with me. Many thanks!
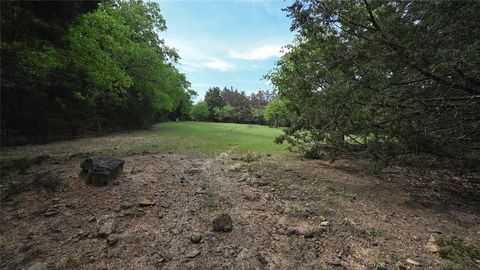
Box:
[1,146,479,269]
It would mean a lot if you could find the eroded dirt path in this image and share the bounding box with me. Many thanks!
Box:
[1,150,479,269]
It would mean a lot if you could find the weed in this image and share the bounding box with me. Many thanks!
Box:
[436,235,480,269]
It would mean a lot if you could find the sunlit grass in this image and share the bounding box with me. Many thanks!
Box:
[128,121,289,156]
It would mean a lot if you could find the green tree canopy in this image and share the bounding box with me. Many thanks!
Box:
[268,0,480,161]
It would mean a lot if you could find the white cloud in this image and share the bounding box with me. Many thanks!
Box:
[206,60,235,71]
[229,45,284,60]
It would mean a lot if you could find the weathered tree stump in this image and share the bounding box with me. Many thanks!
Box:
[80,156,125,186]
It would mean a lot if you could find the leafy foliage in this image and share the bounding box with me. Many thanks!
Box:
[263,98,292,127]
[191,102,210,121]
[268,0,480,163]
[1,0,193,145]
[203,86,275,124]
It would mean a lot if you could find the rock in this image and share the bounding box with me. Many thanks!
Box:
[27,262,47,270]
[44,208,59,217]
[120,202,133,209]
[328,260,342,266]
[320,221,329,226]
[106,234,118,246]
[239,173,249,181]
[138,198,155,207]
[185,248,201,258]
[190,232,203,244]
[98,221,115,237]
[406,258,421,266]
[80,156,125,186]
[273,204,285,214]
[212,214,233,232]
[425,235,439,253]
[159,201,171,208]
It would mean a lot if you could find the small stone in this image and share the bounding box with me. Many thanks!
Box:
[138,198,155,207]
[98,221,115,237]
[160,202,171,208]
[27,262,47,270]
[273,204,285,214]
[406,258,421,266]
[320,221,329,226]
[106,234,118,246]
[212,214,233,232]
[425,235,439,253]
[190,232,202,244]
[120,202,133,209]
[185,248,201,258]
[328,259,342,266]
[44,208,59,217]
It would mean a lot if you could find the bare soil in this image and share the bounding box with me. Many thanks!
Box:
[1,146,479,269]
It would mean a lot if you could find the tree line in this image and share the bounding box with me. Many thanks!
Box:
[268,0,480,165]
[191,86,287,126]
[1,0,194,145]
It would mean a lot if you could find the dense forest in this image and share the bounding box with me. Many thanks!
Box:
[268,0,480,166]
[1,1,194,145]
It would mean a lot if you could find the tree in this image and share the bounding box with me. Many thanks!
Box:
[214,105,236,123]
[268,0,480,161]
[204,87,225,119]
[264,98,291,127]
[1,0,193,144]
[191,102,210,121]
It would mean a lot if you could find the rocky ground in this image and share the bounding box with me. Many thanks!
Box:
[1,149,479,269]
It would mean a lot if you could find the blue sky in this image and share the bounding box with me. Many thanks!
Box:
[156,0,295,101]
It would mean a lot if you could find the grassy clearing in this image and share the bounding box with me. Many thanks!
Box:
[0,122,289,161]
[126,121,288,156]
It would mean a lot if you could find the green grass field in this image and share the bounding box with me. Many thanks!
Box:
[128,121,288,156]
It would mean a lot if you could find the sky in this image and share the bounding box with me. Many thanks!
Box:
[156,0,295,101]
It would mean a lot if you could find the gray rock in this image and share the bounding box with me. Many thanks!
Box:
[185,248,201,258]
[98,221,115,237]
[80,156,125,186]
[190,232,203,243]
[44,208,59,217]
[27,262,47,270]
[328,260,342,266]
[212,214,233,232]
[138,198,155,207]
[406,258,421,266]
[120,202,133,209]
[107,234,118,246]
